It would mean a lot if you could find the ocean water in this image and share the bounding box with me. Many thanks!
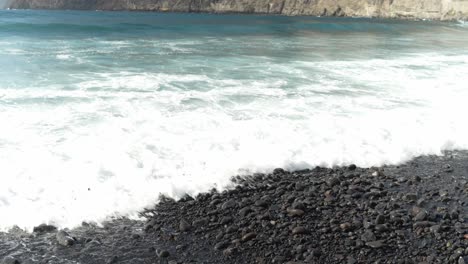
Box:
[1,10,468,230]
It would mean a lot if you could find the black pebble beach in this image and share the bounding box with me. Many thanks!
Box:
[1,151,467,264]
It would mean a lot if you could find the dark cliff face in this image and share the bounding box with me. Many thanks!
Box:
[7,0,468,20]
[11,0,98,10]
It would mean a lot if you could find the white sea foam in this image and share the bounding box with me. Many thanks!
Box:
[56,54,72,60]
[1,46,468,231]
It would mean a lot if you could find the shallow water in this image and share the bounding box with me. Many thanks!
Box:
[1,10,468,230]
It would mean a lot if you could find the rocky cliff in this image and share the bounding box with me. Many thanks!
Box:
[7,0,468,20]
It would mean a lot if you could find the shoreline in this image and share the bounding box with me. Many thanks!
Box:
[6,0,468,21]
[4,9,466,23]
[1,150,467,263]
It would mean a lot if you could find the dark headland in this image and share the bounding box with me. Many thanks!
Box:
[1,150,467,264]
[6,0,468,21]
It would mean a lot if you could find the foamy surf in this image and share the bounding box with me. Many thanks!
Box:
[1,10,468,231]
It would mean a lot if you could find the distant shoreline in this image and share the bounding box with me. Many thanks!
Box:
[6,0,468,21]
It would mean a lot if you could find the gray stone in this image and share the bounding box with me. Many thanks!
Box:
[287,208,304,217]
[292,226,307,235]
[56,230,75,246]
[179,219,192,232]
[414,210,427,221]
[361,230,376,242]
[2,257,20,264]
[366,240,385,249]
[241,232,256,242]
[222,200,237,210]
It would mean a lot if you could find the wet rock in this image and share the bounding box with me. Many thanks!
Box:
[414,210,427,221]
[226,225,238,233]
[179,219,192,232]
[366,240,385,248]
[363,221,373,229]
[347,256,357,264]
[291,201,305,210]
[340,222,352,231]
[214,241,230,250]
[106,256,119,264]
[413,221,434,229]
[241,232,256,242]
[220,216,233,225]
[2,151,468,264]
[459,256,467,264]
[33,224,57,233]
[193,217,209,227]
[273,168,285,175]
[144,219,159,232]
[404,193,418,201]
[327,177,340,187]
[292,226,307,235]
[255,199,268,208]
[361,230,376,242]
[430,225,441,233]
[312,248,322,257]
[375,215,385,225]
[157,249,170,258]
[1,257,20,264]
[287,208,304,217]
[56,230,75,246]
[239,206,253,217]
[443,164,454,172]
[223,247,237,256]
[222,199,237,210]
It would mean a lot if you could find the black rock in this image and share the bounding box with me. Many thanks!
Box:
[33,224,57,233]
[361,230,376,242]
[327,178,340,187]
[443,164,454,172]
[214,241,230,250]
[347,256,357,264]
[223,247,237,257]
[291,201,305,210]
[56,230,75,246]
[220,216,233,225]
[375,215,385,225]
[106,256,119,264]
[312,249,322,257]
[413,221,433,228]
[414,211,427,221]
[430,225,441,233]
[287,208,304,217]
[273,168,285,175]
[1,257,20,264]
[222,200,238,210]
[144,219,159,232]
[241,232,256,242]
[157,249,170,258]
[292,226,307,235]
[366,240,385,249]
[193,217,209,227]
[404,193,418,201]
[226,225,238,233]
[340,222,352,231]
[255,199,268,207]
[239,206,253,217]
[179,219,192,232]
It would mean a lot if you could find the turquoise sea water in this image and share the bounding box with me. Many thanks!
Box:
[1,10,468,229]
